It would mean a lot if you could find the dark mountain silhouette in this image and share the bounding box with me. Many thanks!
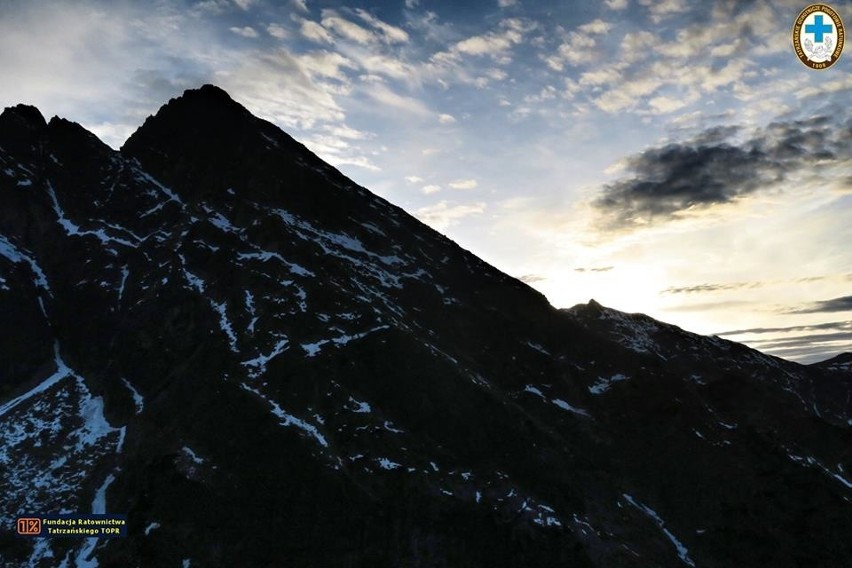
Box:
[1,85,850,567]
[812,352,852,372]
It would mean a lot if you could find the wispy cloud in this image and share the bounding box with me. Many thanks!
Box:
[230,25,259,38]
[544,20,610,71]
[192,0,233,15]
[662,281,762,294]
[638,0,688,23]
[605,0,629,10]
[266,23,288,39]
[448,179,478,190]
[717,321,852,337]
[415,201,487,230]
[321,9,376,44]
[434,18,532,64]
[787,296,852,315]
[354,9,410,44]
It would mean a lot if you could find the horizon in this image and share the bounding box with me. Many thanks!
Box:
[1,0,850,363]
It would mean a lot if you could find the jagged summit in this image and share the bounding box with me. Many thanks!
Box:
[121,84,348,205]
[121,84,255,148]
[0,104,47,129]
[0,104,48,160]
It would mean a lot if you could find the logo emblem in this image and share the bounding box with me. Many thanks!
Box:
[17,518,41,535]
[793,4,845,69]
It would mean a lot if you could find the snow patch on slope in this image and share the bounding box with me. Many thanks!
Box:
[623,494,694,567]
[0,344,124,520]
[301,325,390,357]
[242,337,289,378]
[552,399,591,417]
[240,383,328,448]
[0,233,51,295]
[589,374,630,395]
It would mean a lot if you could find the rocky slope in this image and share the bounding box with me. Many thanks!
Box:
[1,85,850,567]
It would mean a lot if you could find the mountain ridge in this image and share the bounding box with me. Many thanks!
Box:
[1,86,850,567]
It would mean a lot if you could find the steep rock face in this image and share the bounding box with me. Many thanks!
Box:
[0,86,850,567]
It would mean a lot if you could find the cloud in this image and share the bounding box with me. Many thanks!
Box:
[86,122,138,150]
[594,115,852,229]
[233,0,253,10]
[758,342,850,364]
[230,26,259,38]
[717,321,852,336]
[438,113,457,124]
[192,0,232,14]
[291,0,309,13]
[498,0,519,7]
[415,201,486,230]
[578,19,613,35]
[518,274,545,283]
[486,68,508,81]
[422,184,442,194]
[543,18,614,71]
[363,82,432,117]
[578,67,622,87]
[582,4,786,115]
[648,94,693,114]
[714,320,852,364]
[266,23,288,39]
[638,0,687,22]
[301,122,378,171]
[297,18,334,44]
[787,296,852,315]
[220,48,349,131]
[435,18,531,63]
[320,10,376,44]
[745,332,852,351]
[574,266,614,273]
[354,9,409,44]
[619,31,655,62]
[448,179,478,190]
[605,0,629,10]
[547,32,596,69]
[662,282,762,294]
[295,50,356,81]
[0,2,226,148]
[405,176,424,183]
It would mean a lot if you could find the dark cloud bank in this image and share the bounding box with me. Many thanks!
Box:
[595,115,852,228]
[718,320,852,364]
[788,295,852,314]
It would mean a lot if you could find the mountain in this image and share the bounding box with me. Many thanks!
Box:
[812,352,852,373]
[1,85,850,568]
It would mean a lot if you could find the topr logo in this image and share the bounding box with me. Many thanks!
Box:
[793,4,845,69]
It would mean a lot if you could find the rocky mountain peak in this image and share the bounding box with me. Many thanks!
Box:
[0,104,48,161]
[0,104,47,130]
[1,87,851,567]
[120,85,344,206]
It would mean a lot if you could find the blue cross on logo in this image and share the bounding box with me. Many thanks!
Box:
[805,14,833,43]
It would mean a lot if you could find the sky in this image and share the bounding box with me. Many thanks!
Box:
[1,0,850,363]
